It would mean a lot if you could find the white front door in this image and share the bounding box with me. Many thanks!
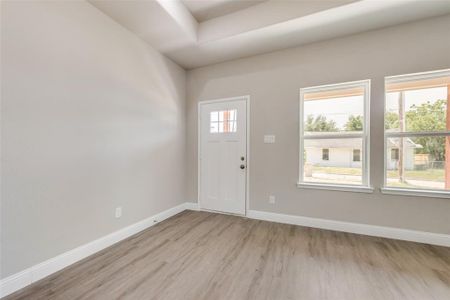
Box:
[199,97,248,215]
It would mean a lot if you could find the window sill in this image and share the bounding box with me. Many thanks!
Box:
[297,182,374,193]
[380,187,450,199]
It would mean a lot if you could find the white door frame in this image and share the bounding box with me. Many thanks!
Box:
[197,95,250,216]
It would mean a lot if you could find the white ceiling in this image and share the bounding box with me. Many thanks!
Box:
[182,0,266,22]
[89,0,450,69]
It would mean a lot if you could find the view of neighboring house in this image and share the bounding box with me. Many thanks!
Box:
[305,137,422,170]
[305,138,362,169]
[386,138,423,170]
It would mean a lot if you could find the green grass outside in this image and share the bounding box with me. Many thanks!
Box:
[386,169,444,182]
[311,166,444,182]
[311,166,362,176]
[387,182,422,188]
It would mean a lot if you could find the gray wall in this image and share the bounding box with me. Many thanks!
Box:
[1,1,186,278]
[187,15,450,235]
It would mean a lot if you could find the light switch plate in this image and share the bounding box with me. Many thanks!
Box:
[264,135,275,143]
[115,207,122,218]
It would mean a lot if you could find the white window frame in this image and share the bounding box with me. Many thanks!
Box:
[382,69,450,198]
[298,80,373,193]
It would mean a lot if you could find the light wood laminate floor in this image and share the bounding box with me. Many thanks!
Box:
[5,210,450,300]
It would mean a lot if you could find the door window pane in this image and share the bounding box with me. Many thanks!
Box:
[210,121,219,133]
[210,109,237,133]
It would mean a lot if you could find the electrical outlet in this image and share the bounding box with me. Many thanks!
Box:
[269,195,276,204]
[264,135,276,144]
[115,207,122,218]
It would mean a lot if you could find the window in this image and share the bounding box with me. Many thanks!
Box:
[322,149,329,160]
[353,149,361,162]
[384,69,450,195]
[299,80,371,190]
[210,109,237,133]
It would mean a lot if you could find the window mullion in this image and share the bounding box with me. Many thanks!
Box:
[304,133,365,140]
[385,131,450,138]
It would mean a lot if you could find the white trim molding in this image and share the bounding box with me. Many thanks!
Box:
[381,187,450,199]
[297,182,374,193]
[247,209,450,247]
[0,202,194,299]
[385,68,450,83]
[184,202,200,211]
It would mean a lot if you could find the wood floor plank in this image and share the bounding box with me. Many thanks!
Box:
[4,211,450,300]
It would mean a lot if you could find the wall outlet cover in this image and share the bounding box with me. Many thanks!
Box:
[264,135,276,143]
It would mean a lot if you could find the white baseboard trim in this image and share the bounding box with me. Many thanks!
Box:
[0,202,191,299]
[247,210,450,247]
[184,202,199,211]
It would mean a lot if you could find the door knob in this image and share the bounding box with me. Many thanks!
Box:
[240,164,245,169]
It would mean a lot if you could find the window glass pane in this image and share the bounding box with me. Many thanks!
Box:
[386,136,448,191]
[304,138,362,185]
[225,121,236,133]
[229,109,236,121]
[218,121,224,133]
[210,122,218,133]
[218,111,224,121]
[210,111,219,122]
[391,148,399,160]
[210,109,237,133]
[223,121,230,133]
[385,75,450,133]
[304,86,365,135]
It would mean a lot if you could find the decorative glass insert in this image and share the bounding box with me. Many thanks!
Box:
[210,109,237,133]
